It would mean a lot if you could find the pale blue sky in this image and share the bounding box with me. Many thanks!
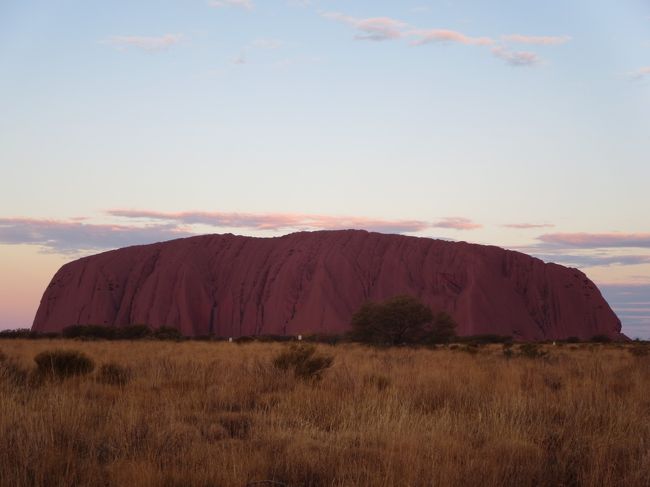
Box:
[1,0,649,336]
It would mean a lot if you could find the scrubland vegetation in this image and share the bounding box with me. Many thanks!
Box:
[1,339,649,487]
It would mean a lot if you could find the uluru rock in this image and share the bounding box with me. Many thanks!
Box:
[32,230,622,340]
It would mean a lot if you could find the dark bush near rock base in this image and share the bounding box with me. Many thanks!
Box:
[97,363,132,386]
[153,326,184,341]
[518,343,548,359]
[34,350,95,379]
[273,344,333,381]
[350,295,457,346]
[61,324,154,340]
[591,334,612,343]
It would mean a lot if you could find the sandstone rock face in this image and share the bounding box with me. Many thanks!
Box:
[32,230,622,340]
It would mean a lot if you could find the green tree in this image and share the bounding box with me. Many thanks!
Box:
[350,295,457,345]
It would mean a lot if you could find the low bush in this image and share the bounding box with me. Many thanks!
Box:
[272,344,334,381]
[350,295,457,345]
[0,329,59,339]
[461,344,480,355]
[302,334,345,345]
[118,325,153,340]
[34,350,95,379]
[518,343,548,359]
[255,335,295,343]
[97,363,132,386]
[61,324,156,340]
[457,334,513,345]
[235,336,257,344]
[591,334,612,343]
[153,326,184,341]
[62,324,115,340]
[629,345,650,357]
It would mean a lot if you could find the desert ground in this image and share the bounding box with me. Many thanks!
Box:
[1,340,649,487]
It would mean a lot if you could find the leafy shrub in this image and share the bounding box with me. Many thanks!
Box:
[591,334,612,343]
[61,324,154,340]
[565,336,581,343]
[458,334,513,345]
[34,350,95,379]
[255,335,295,343]
[153,326,183,341]
[62,324,115,340]
[272,344,334,381]
[350,295,456,346]
[461,344,480,355]
[302,334,345,345]
[97,363,132,386]
[518,343,548,359]
[234,336,257,344]
[116,325,152,340]
[629,346,650,357]
[0,329,58,339]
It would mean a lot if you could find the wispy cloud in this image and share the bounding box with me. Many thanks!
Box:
[503,223,555,229]
[109,209,432,233]
[630,66,650,80]
[491,46,540,66]
[321,12,407,41]
[533,253,650,268]
[0,218,192,254]
[538,232,650,248]
[432,217,482,230]
[104,34,183,52]
[251,39,283,49]
[410,29,494,46]
[502,34,571,45]
[319,12,566,68]
[209,0,253,10]
[232,52,247,65]
[1,211,484,255]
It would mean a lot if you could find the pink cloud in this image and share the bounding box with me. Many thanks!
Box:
[538,232,650,248]
[432,217,482,230]
[631,66,650,79]
[502,34,571,45]
[208,0,253,10]
[410,29,494,46]
[105,34,183,51]
[0,217,192,254]
[491,46,540,66]
[322,13,407,41]
[1,211,484,255]
[503,223,555,229]
[109,209,430,233]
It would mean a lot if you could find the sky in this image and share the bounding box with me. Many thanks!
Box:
[1,0,649,337]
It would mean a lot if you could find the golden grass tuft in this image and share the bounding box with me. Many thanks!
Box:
[1,340,649,486]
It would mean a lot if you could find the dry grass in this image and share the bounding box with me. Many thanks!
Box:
[1,340,649,487]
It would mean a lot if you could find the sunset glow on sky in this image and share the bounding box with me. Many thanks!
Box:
[1,0,649,337]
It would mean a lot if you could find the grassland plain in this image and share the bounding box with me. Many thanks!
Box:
[1,340,649,487]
